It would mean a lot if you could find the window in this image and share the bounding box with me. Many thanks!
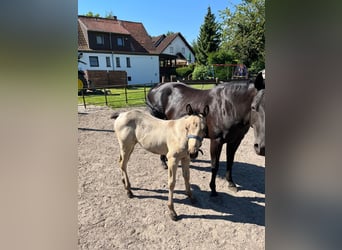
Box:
[182,47,185,55]
[126,57,131,68]
[117,37,124,47]
[116,57,121,67]
[96,35,104,45]
[89,56,99,67]
[169,46,174,54]
[106,57,111,67]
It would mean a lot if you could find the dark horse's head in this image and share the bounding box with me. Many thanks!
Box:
[250,71,265,156]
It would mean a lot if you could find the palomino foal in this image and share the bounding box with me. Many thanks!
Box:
[111,104,209,221]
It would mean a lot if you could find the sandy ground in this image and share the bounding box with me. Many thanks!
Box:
[78,105,265,250]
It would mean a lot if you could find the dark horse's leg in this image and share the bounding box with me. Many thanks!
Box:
[160,155,168,169]
[225,140,243,192]
[209,139,223,196]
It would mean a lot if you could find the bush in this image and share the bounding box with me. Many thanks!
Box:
[192,65,211,80]
[176,66,193,78]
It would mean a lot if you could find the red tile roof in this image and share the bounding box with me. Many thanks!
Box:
[78,20,89,50]
[78,16,130,35]
[152,32,195,55]
[119,20,156,53]
[78,16,193,56]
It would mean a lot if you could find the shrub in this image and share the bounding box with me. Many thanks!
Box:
[176,66,193,78]
[192,65,211,80]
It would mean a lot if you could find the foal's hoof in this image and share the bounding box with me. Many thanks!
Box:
[228,183,238,192]
[169,212,178,221]
[127,190,134,198]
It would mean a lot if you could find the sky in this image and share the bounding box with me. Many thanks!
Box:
[78,0,242,44]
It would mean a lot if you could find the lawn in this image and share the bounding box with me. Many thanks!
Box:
[78,83,215,109]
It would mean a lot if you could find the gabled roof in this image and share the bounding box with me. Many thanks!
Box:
[78,16,130,35]
[119,20,156,53]
[151,34,166,47]
[152,32,195,55]
[78,21,89,50]
[78,15,156,53]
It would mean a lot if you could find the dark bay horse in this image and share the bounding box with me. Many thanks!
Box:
[146,72,265,196]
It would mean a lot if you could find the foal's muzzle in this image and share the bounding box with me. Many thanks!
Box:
[187,134,203,158]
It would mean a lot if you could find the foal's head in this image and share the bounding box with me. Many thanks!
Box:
[185,104,209,157]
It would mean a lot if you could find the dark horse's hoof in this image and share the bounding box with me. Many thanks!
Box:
[161,163,168,169]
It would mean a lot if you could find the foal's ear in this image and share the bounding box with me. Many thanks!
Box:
[202,105,209,117]
[186,104,194,115]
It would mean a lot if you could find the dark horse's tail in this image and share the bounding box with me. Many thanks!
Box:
[145,93,167,120]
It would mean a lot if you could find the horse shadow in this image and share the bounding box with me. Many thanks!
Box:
[78,127,114,133]
[131,183,264,226]
[190,160,265,195]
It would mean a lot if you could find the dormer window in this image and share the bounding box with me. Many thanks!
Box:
[96,35,104,45]
[117,37,124,47]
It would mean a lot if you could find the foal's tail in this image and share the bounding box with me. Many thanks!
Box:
[110,112,120,120]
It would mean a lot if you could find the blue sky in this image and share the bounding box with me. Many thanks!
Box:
[78,0,241,44]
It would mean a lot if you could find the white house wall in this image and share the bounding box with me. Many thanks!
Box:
[78,52,160,85]
[162,36,195,64]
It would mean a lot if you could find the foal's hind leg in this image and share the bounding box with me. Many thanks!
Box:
[166,155,179,221]
[181,157,195,203]
[118,143,135,198]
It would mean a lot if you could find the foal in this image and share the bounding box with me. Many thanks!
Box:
[111,104,209,221]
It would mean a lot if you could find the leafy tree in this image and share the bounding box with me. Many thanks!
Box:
[85,11,100,17]
[105,11,116,19]
[166,31,175,36]
[220,0,265,73]
[192,65,211,80]
[196,7,221,65]
[208,50,234,80]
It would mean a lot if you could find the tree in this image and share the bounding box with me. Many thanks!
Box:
[85,11,100,17]
[105,11,116,19]
[220,0,265,72]
[166,31,175,36]
[196,7,221,65]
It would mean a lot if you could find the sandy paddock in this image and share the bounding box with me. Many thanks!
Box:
[78,105,265,249]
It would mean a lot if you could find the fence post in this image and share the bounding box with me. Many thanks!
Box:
[104,88,108,106]
[144,84,147,102]
[124,86,128,104]
[82,89,86,109]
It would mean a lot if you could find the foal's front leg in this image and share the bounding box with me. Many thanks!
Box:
[167,155,179,221]
[181,157,195,203]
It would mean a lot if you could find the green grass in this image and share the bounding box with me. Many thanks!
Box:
[78,83,215,109]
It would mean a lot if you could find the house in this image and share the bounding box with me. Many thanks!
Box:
[152,33,196,80]
[78,15,159,85]
[152,32,195,65]
[78,15,196,85]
